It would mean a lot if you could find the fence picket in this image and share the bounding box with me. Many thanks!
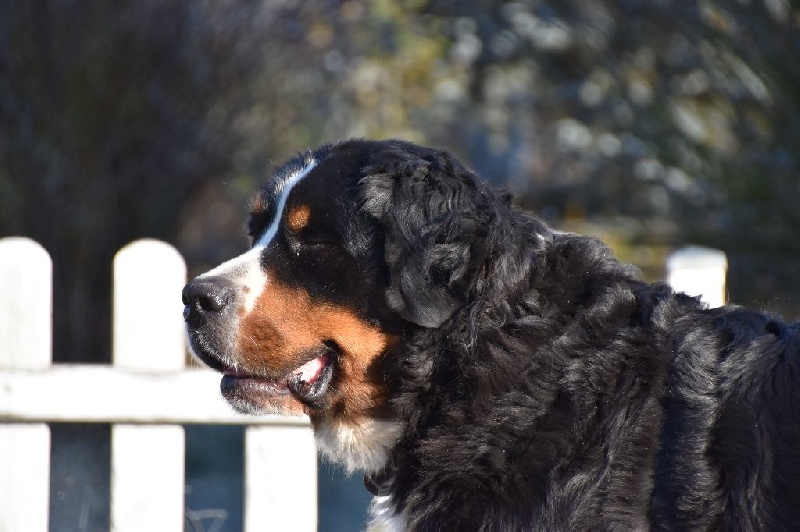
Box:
[112,239,187,369]
[666,246,728,308]
[0,237,52,532]
[246,425,318,531]
[111,239,187,532]
[0,237,52,368]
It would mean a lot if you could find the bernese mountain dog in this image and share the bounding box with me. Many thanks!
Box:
[183,139,800,531]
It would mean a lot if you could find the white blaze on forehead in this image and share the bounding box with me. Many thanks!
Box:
[254,159,318,248]
[198,159,317,314]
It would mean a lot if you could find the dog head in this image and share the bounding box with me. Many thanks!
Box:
[183,139,507,471]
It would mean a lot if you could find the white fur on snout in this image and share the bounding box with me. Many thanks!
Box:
[196,159,318,315]
[198,246,267,315]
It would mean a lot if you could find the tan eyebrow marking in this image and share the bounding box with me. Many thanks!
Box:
[286,204,312,233]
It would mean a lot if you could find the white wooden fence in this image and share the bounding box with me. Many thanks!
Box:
[0,236,727,532]
[0,237,317,532]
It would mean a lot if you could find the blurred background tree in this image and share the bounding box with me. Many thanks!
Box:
[1,0,798,530]
[2,0,798,363]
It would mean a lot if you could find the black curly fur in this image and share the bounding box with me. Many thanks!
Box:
[192,138,800,530]
[328,139,800,531]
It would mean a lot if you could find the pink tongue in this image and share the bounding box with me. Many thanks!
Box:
[294,355,327,383]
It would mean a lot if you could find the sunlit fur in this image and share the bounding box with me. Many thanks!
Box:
[367,495,408,532]
[188,139,800,531]
[315,419,404,475]
[351,139,800,531]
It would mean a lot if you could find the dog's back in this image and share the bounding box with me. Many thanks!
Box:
[377,221,800,531]
[654,306,800,531]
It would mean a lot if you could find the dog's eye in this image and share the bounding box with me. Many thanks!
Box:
[283,204,341,249]
[293,227,341,250]
[284,220,341,253]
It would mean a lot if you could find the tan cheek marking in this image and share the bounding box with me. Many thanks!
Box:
[286,204,311,233]
[236,275,394,420]
[313,309,394,423]
[237,279,322,375]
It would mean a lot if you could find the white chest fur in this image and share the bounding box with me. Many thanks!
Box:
[366,494,408,532]
[314,419,403,474]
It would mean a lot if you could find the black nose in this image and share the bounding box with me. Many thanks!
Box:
[182,277,233,326]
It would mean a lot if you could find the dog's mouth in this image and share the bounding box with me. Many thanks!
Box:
[219,346,336,411]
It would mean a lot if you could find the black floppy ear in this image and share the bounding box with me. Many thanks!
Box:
[359,143,493,328]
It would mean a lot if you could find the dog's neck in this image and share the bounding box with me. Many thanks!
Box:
[363,455,396,496]
[363,452,411,531]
